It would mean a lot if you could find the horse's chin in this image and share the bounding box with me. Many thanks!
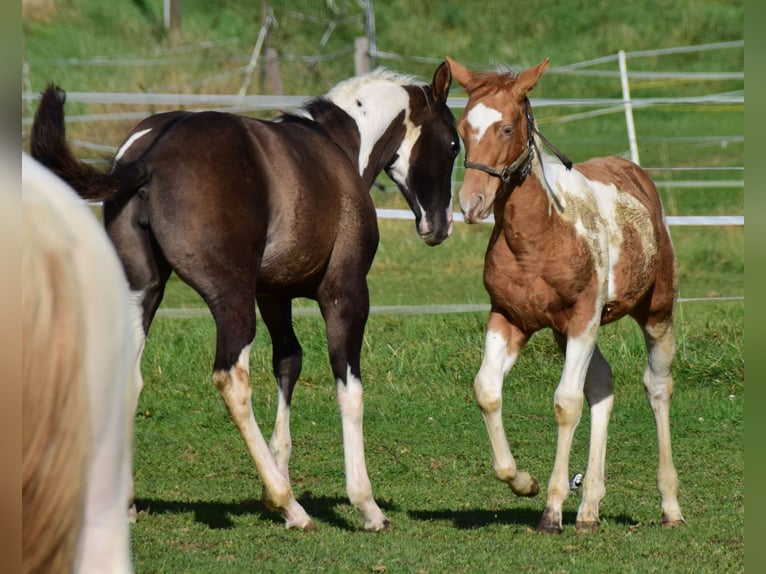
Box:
[419,227,449,246]
[416,215,452,246]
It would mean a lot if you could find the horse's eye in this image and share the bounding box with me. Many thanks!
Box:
[501,125,514,137]
[450,140,460,157]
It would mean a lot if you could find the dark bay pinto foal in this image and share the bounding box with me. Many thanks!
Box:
[445,57,684,532]
[31,63,458,531]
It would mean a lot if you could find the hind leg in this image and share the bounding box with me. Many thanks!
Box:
[104,197,172,521]
[554,334,615,532]
[210,298,313,530]
[318,281,388,531]
[538,322,598,534]
[256,295,302,481]
[641,318,685,526]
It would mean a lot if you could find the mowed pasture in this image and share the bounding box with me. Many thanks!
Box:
[22,0,743,571]
[130,219,743,573]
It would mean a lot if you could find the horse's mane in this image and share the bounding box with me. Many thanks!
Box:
[277,68,427,130]
[468,65,523,94]
[23,191,90,573]
[326,67,424,100]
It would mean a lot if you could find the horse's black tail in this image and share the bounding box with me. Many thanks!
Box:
[30,84,140,203]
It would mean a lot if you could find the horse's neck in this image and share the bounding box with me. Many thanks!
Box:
[496,171,562,243]
[323,80,415,189]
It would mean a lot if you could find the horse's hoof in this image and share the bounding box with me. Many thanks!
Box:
[537,509,563,533]
[365,517,392,532]
[537,523,563,534]
[128,503,138,524]
[286,517,316,531]
[575,520,600,533]
[509,472,540,497]
[661,509,685,527]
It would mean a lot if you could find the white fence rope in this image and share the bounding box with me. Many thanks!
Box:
[156,296,743,320]
[375,209,743,227]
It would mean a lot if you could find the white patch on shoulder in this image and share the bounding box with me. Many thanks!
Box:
[113,128,152,167]
[466,102,502,142]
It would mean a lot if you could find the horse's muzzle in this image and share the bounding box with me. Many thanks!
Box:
[418,213,453,246]
[460,192,493,224]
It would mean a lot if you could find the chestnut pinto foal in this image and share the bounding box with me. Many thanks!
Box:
[446,57,685,532]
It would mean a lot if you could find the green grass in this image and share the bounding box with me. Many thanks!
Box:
[130,220,744,573]
[23,1,743,572]
[132,302,743,573]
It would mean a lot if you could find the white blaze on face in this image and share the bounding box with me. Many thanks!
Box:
[466,102,502,142]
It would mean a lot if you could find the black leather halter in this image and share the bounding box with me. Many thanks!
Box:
[463,98,572,190]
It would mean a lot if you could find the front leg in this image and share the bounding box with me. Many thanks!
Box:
[319,282,389,532]
[475,311,539,497]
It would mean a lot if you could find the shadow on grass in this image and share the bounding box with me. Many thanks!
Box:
[407,506,637,530]
[133,493,399,531]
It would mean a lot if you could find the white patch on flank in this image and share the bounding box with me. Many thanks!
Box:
[325,70,420,176]
[466,102,502,142]
[113,128,152,166]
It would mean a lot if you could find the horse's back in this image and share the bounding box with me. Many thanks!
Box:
[22,154,135,573]
[113,110,375,296]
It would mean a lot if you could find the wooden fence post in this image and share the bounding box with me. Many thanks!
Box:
[265,48,282,95]
[354,36,370,76]
[165,0,181,44]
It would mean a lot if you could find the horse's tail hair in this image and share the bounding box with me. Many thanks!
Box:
[22,197,90,573]
[30,83,143,203]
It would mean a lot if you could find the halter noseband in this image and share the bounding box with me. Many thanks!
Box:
[464,147,532,184]
[463,99,571,192]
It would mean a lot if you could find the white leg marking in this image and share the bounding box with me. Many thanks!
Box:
[542,327,598,531]
[643,322,684,525]
[577,346,614,529]
[113,128,152,166]
[269,389,292,479]
[337,368,388,530]
[466,102,502,142]
[474,328,537,495]
[215,344,312,530]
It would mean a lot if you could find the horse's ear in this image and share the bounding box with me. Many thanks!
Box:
[432,60,452,103]
[445,57,472,90]
[516,58,550,94]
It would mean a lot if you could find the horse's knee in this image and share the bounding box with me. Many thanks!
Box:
[552,391,583,427]
[474,374,501,413]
